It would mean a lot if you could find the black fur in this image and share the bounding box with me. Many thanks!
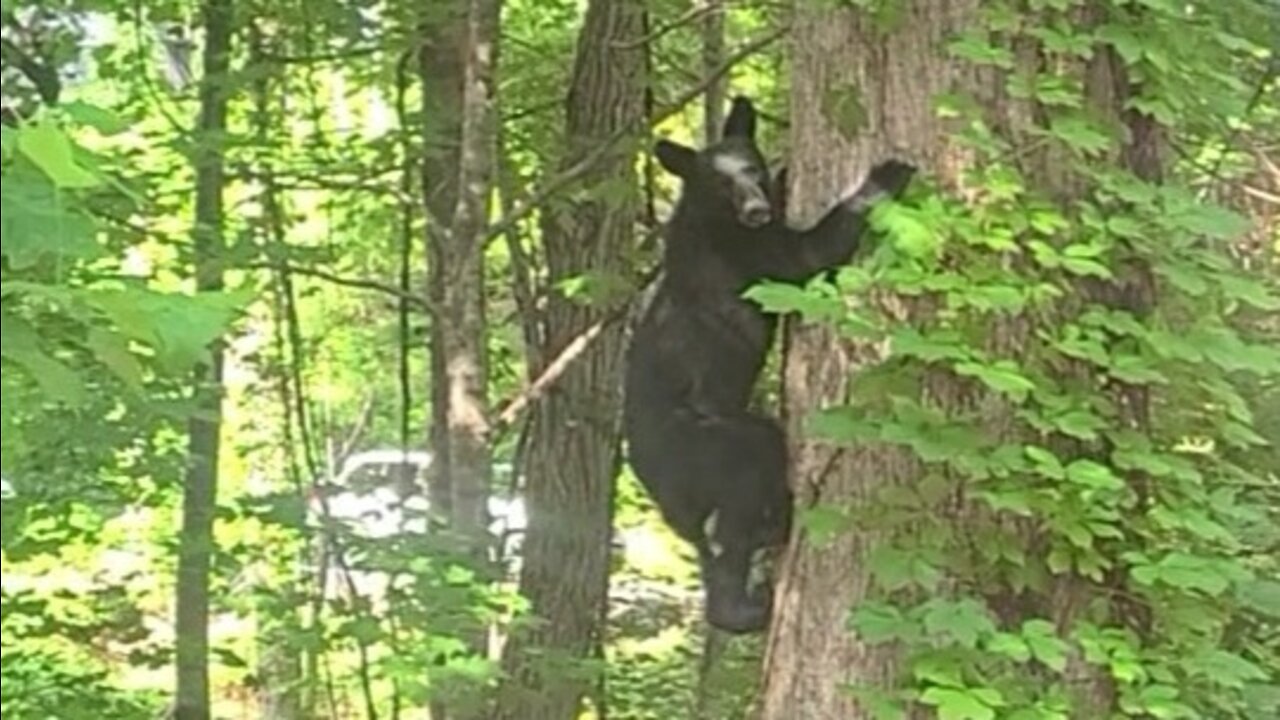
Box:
[623,96,915,633]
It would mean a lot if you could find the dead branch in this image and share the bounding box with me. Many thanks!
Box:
[247,261,433,312]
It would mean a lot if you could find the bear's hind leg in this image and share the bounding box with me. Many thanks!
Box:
[693,414,791,633]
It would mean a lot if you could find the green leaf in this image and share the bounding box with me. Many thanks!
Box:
[1061,257,1112,279]
[1065,460,1125,492]
[86,288,252,373]
[800,505,855,546]
[961,284,1026,311]
[745,281,842,322]
[923,598,996,648]
[1188,649,1266,689]
[809,407,878,444]
[955,360,1036,402]
[869,545,942,592]
[1025,446,1065,480]
[1053,333,1109,366]
[1,175,101,269]
[1049,115,1112,155]
[1155,259,1211,296]
[1216,273,1280,311]
[1243,685,1280,716]
[849,601,918,644]
[1029,25,1093,58]
[0,314,87,406]
[1052,410,1105,441]
[977,488,1035,516]
[85,327,144,391]
[16,123,101,188]
[1164,199,1250,240]
[61,101,130,135]
[1135,684,1196,719]
[1238,580,1280,619]
[987,632,1032,662]
[1096,23,1146,64]
[1220,420,1268,448]
[920,687,999,720]
[338,616,384,645]
[845,687,909,720]
[948,33,1016,69]
[1022,620,1069,672]
[1108,354,1167,385]
[1155,554,1235,596]
[877,203,942,259]
[891,328,969,363]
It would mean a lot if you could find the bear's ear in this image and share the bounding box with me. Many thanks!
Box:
[654,140,696,177]
[723,96,756,139]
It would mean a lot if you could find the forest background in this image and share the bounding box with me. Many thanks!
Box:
[1,0,1276,719]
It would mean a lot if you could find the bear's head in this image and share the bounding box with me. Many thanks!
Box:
[655,96,777,229]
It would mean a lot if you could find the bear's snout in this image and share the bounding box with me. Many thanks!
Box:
[739,200,771,228]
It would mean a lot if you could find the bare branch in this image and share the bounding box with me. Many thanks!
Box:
[259,45,382,64]
[1242,184,1280,205]
[247,261,434,312]
[0,36,61,105]
[613,4,719,50]
[490,267,661,434]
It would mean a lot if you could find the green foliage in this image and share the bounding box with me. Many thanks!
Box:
[774,1,1280,717]
[0,648,161,719]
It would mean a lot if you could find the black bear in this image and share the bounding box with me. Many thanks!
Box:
[623,96,915,633]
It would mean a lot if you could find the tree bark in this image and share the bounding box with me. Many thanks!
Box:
[175,1,233,718]
[760,6,980,715]
[760,2,1166,717]
[419,0,502,717]
[441,0,501,549]
[701,0,726,146]
[489,1,647,718]
[421,0,467,521]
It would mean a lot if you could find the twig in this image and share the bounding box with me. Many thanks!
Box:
[0,36,61,105]
[259,45,382,64]
[1242,184,1280,205]
[491,318,609,430]
[490,266,661,433]
[245,261,433,312]
[614,4,720,50]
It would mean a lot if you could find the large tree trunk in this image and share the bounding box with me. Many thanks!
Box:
[760,6,979,714]
[490,1,647,718]
[760,1,1159,716]
[174,1,233,718]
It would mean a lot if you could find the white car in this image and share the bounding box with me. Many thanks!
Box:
[307,450,527,590]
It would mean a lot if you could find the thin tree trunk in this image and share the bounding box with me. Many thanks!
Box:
[701,0,726,146]
[421,0,466,522]
[490,1,647,718]
[441,0,500,546]
[175,1,233,718]
[695,5,730,708]
[421,0,503,717]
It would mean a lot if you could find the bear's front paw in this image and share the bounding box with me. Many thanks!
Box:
[867,158,916,196]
